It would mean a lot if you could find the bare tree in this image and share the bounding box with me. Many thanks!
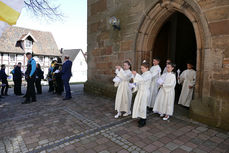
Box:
[24,0,63,21]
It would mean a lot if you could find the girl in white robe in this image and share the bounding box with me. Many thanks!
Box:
[178,63,196,107]
[153,63,176,120]
[114,61,132,118]
[148,58,161,108]
[132,62,152,127]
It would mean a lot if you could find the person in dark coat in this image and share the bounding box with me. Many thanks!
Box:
[11,65,17,94]
[47,60,55,92]
[0,64,9,96]
[53,62,63,95]
[22,52,36,104]
[61,56,72,100]
[35,63,44,94]
[13,62,23,95]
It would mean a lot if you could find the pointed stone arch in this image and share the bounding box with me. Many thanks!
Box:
[134,0,211,98]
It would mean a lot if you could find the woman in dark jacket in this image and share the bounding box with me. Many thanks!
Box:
[0,64,9,96]
[35,63,44,94]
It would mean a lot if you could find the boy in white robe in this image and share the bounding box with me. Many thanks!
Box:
[148,58,161,110]
[132,62,152,127]
[178,63,196,107]
[162,59,172,74]
[153,63,176,120]
[114,61,132,118]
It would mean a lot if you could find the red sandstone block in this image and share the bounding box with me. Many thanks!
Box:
[223,59,229,65]
[90,22,100,33]
[120,40,133,51]
[90,0,107,15]
[101,46,112,55]
[209,20,229,36]
[92,48,100,56]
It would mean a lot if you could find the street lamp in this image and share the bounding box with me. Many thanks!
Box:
[109,16,120,30]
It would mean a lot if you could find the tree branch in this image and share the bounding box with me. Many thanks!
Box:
[24,0,63,21]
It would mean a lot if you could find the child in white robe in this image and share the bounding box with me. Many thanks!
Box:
[178,63,196,107]
[162,59,172,74]
[132,62,152,127]
[148,58,161,109]
[114,61,132,118]
[153,63,176,120]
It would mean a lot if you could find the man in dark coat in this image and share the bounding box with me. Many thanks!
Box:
[22,52,36,104]
[61,56,72,100]
[35,63,44,94]
[0,64,9,96]
[13,62,23,95]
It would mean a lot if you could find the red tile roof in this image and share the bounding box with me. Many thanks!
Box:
[0,26,61,56]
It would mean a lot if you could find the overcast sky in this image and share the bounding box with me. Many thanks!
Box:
[16,0,87,52]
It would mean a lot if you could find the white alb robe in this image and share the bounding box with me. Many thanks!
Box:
[162,67,167,74]
[153,72,176,116]
[132,71,152,119]
[178,69,196,107]
[115,68,132,113]
[148,65,161,108]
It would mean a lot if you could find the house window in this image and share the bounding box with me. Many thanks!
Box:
[80,61,83,66]
[25,40,32,48]
[10,54,16,62]
[17,55,24,61]
[3,54,8,60]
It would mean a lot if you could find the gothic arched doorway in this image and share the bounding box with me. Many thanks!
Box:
[134,0,212,117]
[135,1,211,100]
[153,12,197,105]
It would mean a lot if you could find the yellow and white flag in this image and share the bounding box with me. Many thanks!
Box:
[0,0,24,37]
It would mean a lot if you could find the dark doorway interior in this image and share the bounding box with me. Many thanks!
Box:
[152,11,197,105]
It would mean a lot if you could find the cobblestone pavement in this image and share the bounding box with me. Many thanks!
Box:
[0,84,228,153]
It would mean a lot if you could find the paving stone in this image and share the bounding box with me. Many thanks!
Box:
[192,148,207,153]
[171,148,189,153]
[196,127,208,132]
[180,145,193,152]
[144,144,158,152]
[99,151,110,153]
[216,133,228,139]
[158,147,171,153]
[165,142,179,151]
[153,141,164,147]
[190,138,205,145]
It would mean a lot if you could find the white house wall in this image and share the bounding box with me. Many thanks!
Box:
[70,51,87,83]
[0,53,55,80]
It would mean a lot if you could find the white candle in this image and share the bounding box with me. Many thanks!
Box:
[177,69,181,77]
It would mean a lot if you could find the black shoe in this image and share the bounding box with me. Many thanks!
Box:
[32,99,37,102]
[138,119,146,128]
[4,94,9,96]
[22,100,31,104]
[147,107,153,113]
[63,97,71,101]
[138,122,146,128]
